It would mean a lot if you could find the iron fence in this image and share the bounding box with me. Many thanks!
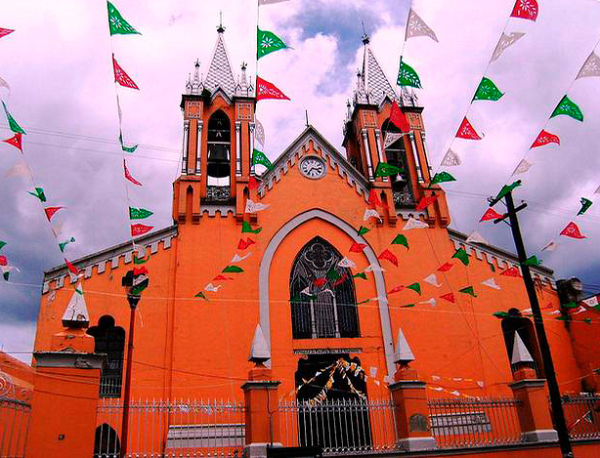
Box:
[99,375,123,398]
[427,397,523,449]
[279,399,397,455]
[562,394,600,440]
[0,396,31,458]
[95,398,245,458]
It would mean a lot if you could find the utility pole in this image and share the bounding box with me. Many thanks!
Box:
[493,190,573,458]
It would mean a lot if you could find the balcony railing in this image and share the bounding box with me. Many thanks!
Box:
[562,394,600,440]
[99,374,122,398]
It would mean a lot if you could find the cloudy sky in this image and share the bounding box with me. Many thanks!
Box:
[1,0,600,361]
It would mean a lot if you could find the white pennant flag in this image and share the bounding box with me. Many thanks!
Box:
[245,199,270,213]
[338,257,356,269]
[255,118,266,146]
[363,208,382,222]
[116,94,123,126]
[440,149,461,167]
[576,51,600,79]
[259,0,292,4]
[231,252,252,263]
[52,221,65,236]
[403,217,429,230]
[369,367,378,378]
[595,184,600,194]
[450,390,461,397]
[300,286,311,296]
[205,283,221,292]
[420,298,436,307]
[573,306,587,315]
[476,381,484,388]
[583,296,599,308]
[0,75,10,94]
[512,159,533,176]
[364,263,385,273]
[481,278,501,290]
[423,273,441,287]
[490,32,526,62]
[405,9,439,42]
[4,162,30,178]
[466,231,488,245]
[384,132,404,149]
[549,310,561,315]
[541,240,559,252]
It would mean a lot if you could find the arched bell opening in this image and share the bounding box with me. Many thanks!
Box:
[206,110,231,186]
[381,118,413,207]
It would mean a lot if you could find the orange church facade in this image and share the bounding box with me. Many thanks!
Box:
[10,28,600,458]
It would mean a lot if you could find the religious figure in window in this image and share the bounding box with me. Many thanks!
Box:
[290,237,360,339]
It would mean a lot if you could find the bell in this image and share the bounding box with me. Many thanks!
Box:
[207,144,230,178]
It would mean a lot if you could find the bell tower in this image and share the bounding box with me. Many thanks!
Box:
[342,34,450,227]
[173,24,256,224]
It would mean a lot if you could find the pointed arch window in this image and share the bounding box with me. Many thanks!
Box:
[290,237,360,339]
[206,110,231,185]
[382,118,414,207]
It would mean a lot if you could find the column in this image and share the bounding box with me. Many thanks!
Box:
[236,121,242,177]
[181,120,190,175]
[362,129,374,182]
[195,120,203,175]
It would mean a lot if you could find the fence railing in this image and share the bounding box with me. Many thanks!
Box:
[95,399,245,458]
[427,397,523,449]
[99,375,123,398]
[279,399,397,455]
[562,394,600,440]
[0,396,31,458]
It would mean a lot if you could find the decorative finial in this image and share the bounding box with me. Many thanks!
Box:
[249,324,271,365]
[61,283,90,329]
[217,11,225,33]
[394,329,415,366]
[511,333,534,365]
[241,61,247,71]
[195,59,200,68]
[361,21,370,44]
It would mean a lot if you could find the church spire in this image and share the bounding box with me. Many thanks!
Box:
[203,21,237,98]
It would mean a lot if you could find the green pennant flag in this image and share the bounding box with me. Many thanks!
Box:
[223,265,244,273]
[58,237,75,252]
[358,226,370,236]
[28,187,46,202]
[353,272,367,280]
[492,180,521,204]
[3,271,9,281]
[257,28,288,59]
[407,282,421,295]
[523,256,542,267]
[195,291,208,301]
[326,268,341,282]
[459,286,477,297]
[375,162,402,177]
[252,148,274,170]
[290,294,303,303]
[357,298,372,305]
[584,318,592,325]
[391,234,409,249]
[133,254,147,265]
[493,311,510,319]
[551,95,583,122]
[2,101,26,134]
[397,61,422,88]
[242,221,263,234]
[119,131,138,153]
[0,241,6,250]
[401,304,416,308]
[562,302,579,309]
[557,316,568,321]
[473,77,504,101]
[430,171,456,185]
[131,278,149,296]
[129,207,154,220]
[578,197,593,216]
[452,248,470,266]
[107,1,141,36]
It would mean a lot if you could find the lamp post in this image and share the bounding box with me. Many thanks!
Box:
[120,268,148,458]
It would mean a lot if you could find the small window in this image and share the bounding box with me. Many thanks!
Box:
[87,316,125,398]
[290,237,359,339]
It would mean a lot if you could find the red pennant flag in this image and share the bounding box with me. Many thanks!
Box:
[438,262,453,272]
[440,292,455,304]
[542,303,553,310]
[3,133,23,151]
[531,130,560,148]
[416,194,438,211]
[248,177,259,190]
[256,76,290,101]
[124,160,142,186]
[112,54,139,90]
[64,258,79,275]
[390,101,411,133]
[560,222,586,239]
[456,117,482,140]
[133,266,149,276]
[500,266,521,277]
[511,0,539,22]
[131,224,153,236]
[368,189,388,210]
[44,206,65,221]
[333,273,348,287]
[378,249,398,267]
[313,278,327,287]
[349,242,367,253]
[388,285,405,294]
[480,208,504,222]
[238,238,256,250]
[0,255,7,266]
[213,274,233,281]
[0,28,14,39]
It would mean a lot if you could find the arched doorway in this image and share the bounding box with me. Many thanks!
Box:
[94,423,120,457]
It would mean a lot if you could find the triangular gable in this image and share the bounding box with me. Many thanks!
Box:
[204,33,236,97]
[257,125,370,203]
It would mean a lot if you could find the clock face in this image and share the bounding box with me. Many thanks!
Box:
[300,157,326,179]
